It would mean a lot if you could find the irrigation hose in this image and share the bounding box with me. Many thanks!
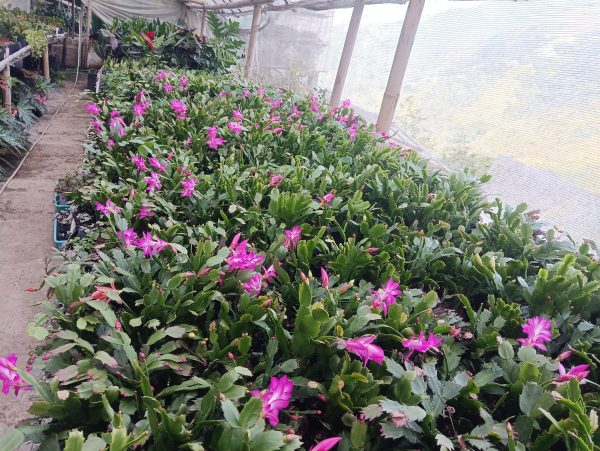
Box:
[0,9,84,198]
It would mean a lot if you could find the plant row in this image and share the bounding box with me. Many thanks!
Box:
[2,58,600,450]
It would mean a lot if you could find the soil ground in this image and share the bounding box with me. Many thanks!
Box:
[0,75,87,432]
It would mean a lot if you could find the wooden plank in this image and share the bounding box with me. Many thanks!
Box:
[244,4,262,77]
[1,48,11,112]
[376,0,425,133]
[330,0,364,107]
[0,45,32,72]
[43,47,50,80]
[197,0,270,11]
[200,8,207,37]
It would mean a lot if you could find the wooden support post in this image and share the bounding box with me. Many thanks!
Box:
[200,8,207,38]
[244,4,262,77]
[1,48,11,112]
[330,0,364,107]
[43,46,50,80]
[376,0,425,133]
[86,0,93,37]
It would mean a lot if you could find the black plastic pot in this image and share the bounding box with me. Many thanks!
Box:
[49,55,60,71]
[23,55,39,71]
[87,69,98,91]
[8,42,23,70]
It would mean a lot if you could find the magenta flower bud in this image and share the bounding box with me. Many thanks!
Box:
[198,268,211,277]
[227,352,235,361]
[558,350,573,361]
[367,247,379,254]
[139,352,146,361]
[311,437,342,451]
[320,267,329,289]
[339,283,350,293]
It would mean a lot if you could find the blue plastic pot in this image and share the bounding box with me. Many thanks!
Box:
[53,217,66,250]
[54,192,70,211]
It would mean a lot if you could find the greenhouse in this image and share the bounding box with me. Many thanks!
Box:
[0,0,598,449]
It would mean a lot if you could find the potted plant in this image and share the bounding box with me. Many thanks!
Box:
[53,210,70,249]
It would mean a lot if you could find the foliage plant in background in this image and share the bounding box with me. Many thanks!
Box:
[94,14,244,73]
[1,57,599,450]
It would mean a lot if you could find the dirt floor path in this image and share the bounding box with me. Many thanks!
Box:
[0,75,87,431]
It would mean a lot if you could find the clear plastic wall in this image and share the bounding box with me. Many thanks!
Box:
[248,0,600,243]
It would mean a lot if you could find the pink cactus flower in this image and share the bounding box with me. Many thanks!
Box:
[283,226,302,249]
[137,232,169,257]
[555,364,590,385]
[318,191,335,206]
[342,99,351,108]
[91,119,103,133]
[144,172,162,192]
[109,116,127,137]
[371,278,401,316]
[206,126,226,150]
[262,265,277,283]
[311,437,342,451]
[138,206,154,219]
[270,98,283,110]
[178,75,189,90]
[96,199,121,216]
[0,354,30,396]
[149,157,167,173]
[251,375,293,426]
[269,174,283,187]
[131,155,146,172]
[133,103,146,117]
[170,99,187,119]
[87,103,101,115]
[106,139,115,148]
[402,332,443,359]
[243,273,263,296]
[180,178,197,198]
[242,89,250,98]
[320,267,329,289]
[163,83,174,93]
[517,316,552,352]
[348,122,359,142]
[271,127,284,135]
[233,110,244,120]
[341,336,385,366]
[155,70,169,81]
[117,228,138,246]
[227,121,243,135]
[226,235,265,271]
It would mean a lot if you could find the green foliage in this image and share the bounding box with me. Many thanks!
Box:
[23,28,47,58]
[94,15,243,73]
[14,60,600,450]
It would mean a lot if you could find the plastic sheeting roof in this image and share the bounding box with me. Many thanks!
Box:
[189,0,410,15]
[86,0,409,25]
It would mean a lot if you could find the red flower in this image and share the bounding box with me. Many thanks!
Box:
[140,32,155,50]
[146,31,155,39]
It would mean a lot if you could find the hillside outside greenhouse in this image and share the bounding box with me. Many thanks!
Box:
[0,0,599,450]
